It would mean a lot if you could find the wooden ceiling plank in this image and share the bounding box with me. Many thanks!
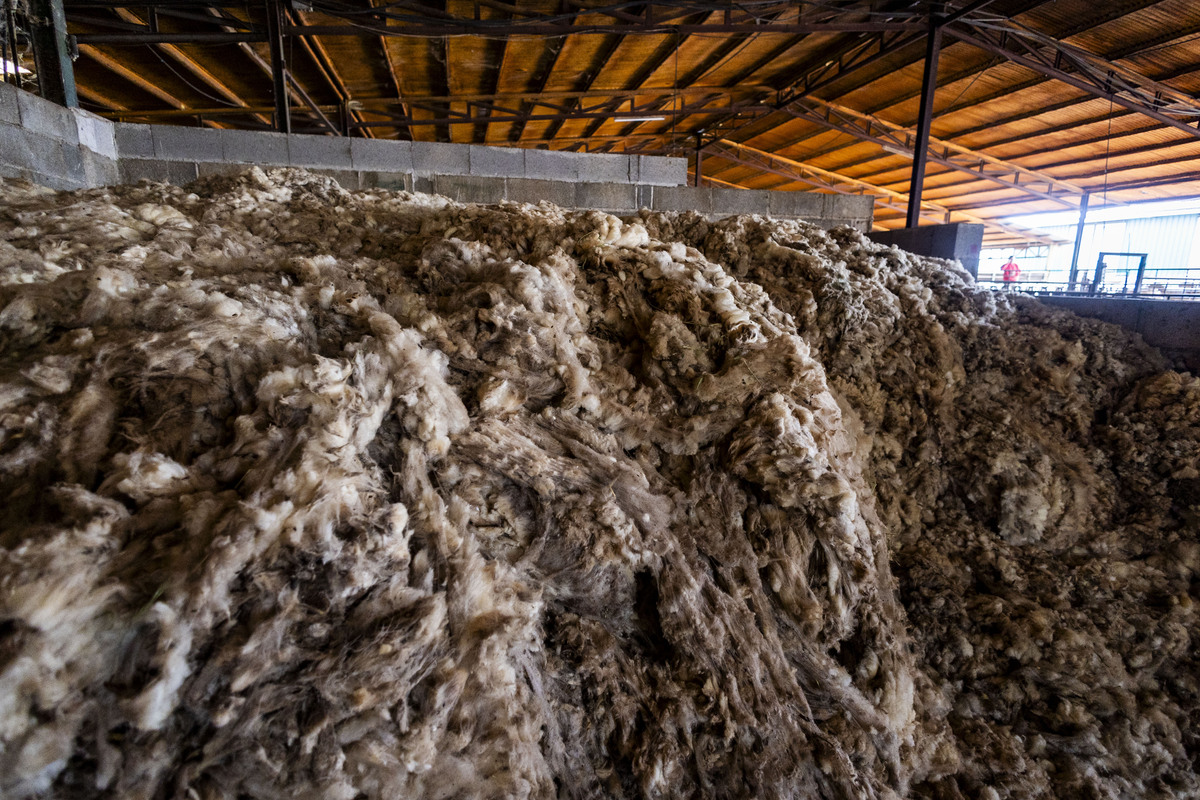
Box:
[370,1,412,140]
[507,24,568,143]
[110,8,271,128]
[712,0,1159,161]
[291,8,374,136]
[75,82,128,111]
[711,4,1193,206]
[78,44,192,113]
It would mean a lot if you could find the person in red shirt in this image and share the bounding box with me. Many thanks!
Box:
[1001,255,1021,288]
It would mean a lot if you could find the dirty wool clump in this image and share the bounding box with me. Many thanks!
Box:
[0,169,1195,799]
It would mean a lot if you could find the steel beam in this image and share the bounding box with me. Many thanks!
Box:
[79,43,195,112]
[708,139,1063,245]
[280,21,921,38]
[907,13,941,227]
[110,7,271,127]
[351,101,766,129]
[75,31,263,43]
[780,97,1091,208]
[286,70,338,135]
[948,20,1200,140]
[29,0,77,106]
[266,0,289,133]
[1068,192,1090,288]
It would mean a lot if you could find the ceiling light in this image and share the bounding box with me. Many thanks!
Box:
[880,144,912,158]
[1,60,30,76]
[623,116,667,122]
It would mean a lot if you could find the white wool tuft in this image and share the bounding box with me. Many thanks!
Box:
[0,169,1195,800]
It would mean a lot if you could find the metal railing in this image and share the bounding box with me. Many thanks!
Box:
[977,268,1200,301]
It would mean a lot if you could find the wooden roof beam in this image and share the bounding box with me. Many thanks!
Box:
[595,5,793,145]
[507,26,567,143]
[291,7,374,136]
[75,82,128,112]
[707,139,1063,244]
[111,8,270,127]
[947,18,1200,140]
[77,44,219,124]
[369,0,411,140]
[779,96,1091,207]
[539,30,624,142]
[708,0,1157,158]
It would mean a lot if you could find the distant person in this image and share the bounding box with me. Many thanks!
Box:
[1001,255,1021,288]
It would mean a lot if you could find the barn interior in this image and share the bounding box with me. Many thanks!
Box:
[0,2,1198,798]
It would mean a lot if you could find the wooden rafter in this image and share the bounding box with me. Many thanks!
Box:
[111,8,270,127]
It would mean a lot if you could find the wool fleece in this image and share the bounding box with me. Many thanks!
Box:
[0,169,1195,800]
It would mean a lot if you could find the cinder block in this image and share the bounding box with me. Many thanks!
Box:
[81,149,118,186]
[412,141,470,176]
[651,185,712,214]
[0,82,18,126]
[469,144,525,178]
[0,129,67,182]
[0,163,31,181]
[768,190,826,218]
[351,138,413,173]
[222,129,289,165]
[636,183,653,210]
[114,123,155,159]
[74,110,117,159]
[576,182,637,213]
[414,176,434,194]
[361,171,413,192]
[288,134,352,169]
[639,155,687,186]
[578,154,633,183]
[506,177,575,208]
[16,90,77,144]
[431,174,506,204]
[119,159,199,185]
[152,126,223,162]
[63,144,86,186]
[824,193,873,218]
[524,148,578,182]
[712,186,769,217]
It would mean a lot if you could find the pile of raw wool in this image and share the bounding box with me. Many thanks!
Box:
[0,168,1195,800]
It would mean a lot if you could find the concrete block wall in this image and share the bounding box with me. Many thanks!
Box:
[0,82,872,231]
[111,123,688,191]
[0,80,118,189]
[410,176,873,229]
[1036,296,1200,371]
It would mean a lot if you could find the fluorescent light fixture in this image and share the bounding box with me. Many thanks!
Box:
[623,116,667,122]
[1,59,30,76]
[880,144,912,157]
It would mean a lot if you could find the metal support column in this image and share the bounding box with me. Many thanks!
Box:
[2,0,16,86]
[266,0,290,134]
[1068,192,1090,290]
[694,132,703,187]
[29,0,76,107]
[1133,254,1148,295]
[906,13,941,228]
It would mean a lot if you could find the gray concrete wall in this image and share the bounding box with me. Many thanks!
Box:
[1037,296,1200,370]
[0,82,872,230]
[869,223,985,277]
[0,80,118,189]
